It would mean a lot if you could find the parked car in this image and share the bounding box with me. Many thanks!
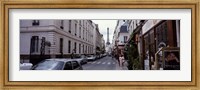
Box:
[103,53,107,57]
[20,63,33,70]
[87,55,96,61]
[31,59,83,70]
[96,55,100,59]
[100,54,104,58]
[73,55,88,65]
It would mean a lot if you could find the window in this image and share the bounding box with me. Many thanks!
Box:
[83,20,84,27]
[148,30,155,64]
[86,46,87,54]
[162,22,168,43]
[85,45,87,53]
[89,46,90,54]
[60,20,64,29]
[68,40,71,53]
[30,36,39,53]
[69,20,71,33]
[60,38,63,54]
[156,21,168,49]
[144,34,149,58]
[79,26,81,38]
[124,36,128,43]
[86,23,87,30]
[64,62,72,70]
[88,46,89,54]
[83,45,84,54]
[74,42,76,53]
[72,61,79,69]
[40,37,46,55]
[53,61,64,70]
[75,23,77,36]
[79,44,81,53]
[86,30,87,41]
[32,20,39,26]
[83,29,84,39]
[79,20,81,25]
[32,60,64,70]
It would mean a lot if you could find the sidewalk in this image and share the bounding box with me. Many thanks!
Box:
[114,58,128,70]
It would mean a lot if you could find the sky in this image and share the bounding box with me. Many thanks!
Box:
[92,20,117,44]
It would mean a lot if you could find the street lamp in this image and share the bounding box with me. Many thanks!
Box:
[115,39,119,58]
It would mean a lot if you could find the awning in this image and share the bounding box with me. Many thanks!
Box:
[127,25,142,44]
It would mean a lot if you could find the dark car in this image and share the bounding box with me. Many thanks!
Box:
[31,59,83,70]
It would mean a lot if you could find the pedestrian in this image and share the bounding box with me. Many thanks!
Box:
[71,49,75,59]
[116,49,121,66]
[121,54,125,66]
[111,52,114,60]
[119,54,125,67]
[116,54,120,66]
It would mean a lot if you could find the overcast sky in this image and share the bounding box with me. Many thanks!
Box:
[92,20,117,44]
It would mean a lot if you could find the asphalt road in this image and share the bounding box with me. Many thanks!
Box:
[82,56,127,70]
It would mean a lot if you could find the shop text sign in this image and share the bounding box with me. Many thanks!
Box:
[142,20,161,34]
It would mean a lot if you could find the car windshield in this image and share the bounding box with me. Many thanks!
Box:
[32,60,64,70]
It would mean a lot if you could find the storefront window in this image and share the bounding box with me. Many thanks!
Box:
[156,21,168,50]
[149,30,155,60]
[144,34,149,58]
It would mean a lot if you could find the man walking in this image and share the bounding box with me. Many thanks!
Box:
[71,49,75,59]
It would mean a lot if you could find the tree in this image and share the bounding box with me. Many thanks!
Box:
[126,37,142,70]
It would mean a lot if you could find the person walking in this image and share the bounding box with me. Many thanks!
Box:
[111,52,114,60]
[121,54,125,67]
[119,54,125,67]
[116,53,120,66]
[71,49,75,59]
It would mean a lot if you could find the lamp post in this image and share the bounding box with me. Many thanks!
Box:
[115,39,119,58]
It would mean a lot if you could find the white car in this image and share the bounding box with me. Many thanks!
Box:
[87,55,96,61]
[20,63,33,70]
[73,55,88,65]
[31,58,83,70]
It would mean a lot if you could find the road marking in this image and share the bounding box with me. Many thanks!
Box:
[97,62,101,64]
[107,62,111,65]
[87,62,92,64]
[102,62,106,64]
[92,61,96,64]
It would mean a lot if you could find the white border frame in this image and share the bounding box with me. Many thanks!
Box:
[9,9,191,81]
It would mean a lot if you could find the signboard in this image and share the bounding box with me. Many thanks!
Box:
[142,20,161,34]
[162,48,180,70]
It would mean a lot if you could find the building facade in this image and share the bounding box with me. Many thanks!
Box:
[112,20,126,56]
[94,24,102,55]
[141,20,180,70]
[112,20,180,70]
[20,20,104,64]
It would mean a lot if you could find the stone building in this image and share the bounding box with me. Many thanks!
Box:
[20,20,102,64]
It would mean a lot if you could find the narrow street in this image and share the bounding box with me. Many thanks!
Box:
[20,20,180,70]
[82,56,128,70]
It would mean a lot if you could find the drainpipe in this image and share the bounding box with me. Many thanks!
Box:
[176,20,180,47]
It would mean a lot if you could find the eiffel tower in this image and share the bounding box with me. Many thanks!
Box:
[106,27,110,46]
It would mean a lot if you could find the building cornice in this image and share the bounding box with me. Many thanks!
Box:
[20,25,94,46]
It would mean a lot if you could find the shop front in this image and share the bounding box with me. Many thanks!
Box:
[142,20,180,70]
